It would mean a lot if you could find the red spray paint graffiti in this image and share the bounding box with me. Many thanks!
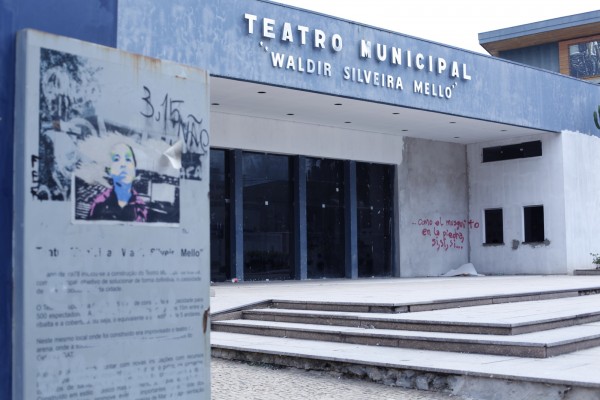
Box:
[413,217,480,251]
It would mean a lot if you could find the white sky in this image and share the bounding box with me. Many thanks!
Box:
[271,1,599,53]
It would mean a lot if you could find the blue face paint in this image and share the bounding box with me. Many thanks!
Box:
[109,143,137,205]
[112,175,132,204]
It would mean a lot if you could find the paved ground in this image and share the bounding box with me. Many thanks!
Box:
[211,357,469,400]
[210,275,600,313]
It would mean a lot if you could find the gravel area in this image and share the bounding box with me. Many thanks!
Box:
[211,357,469,400]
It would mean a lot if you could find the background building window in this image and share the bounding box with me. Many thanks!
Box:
[568,40,600,79]
[559,35,600,82]
[524,205,545,243]
[484,208,503,244]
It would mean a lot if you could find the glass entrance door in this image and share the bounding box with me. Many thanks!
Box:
[242,152,293,280]
[306,158,345,278]
[357,162,394,277]
[209,149,230,281]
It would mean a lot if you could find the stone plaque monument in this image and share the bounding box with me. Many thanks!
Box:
[13,29,211,399]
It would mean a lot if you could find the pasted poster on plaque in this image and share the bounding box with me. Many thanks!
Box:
[13,30,211,399]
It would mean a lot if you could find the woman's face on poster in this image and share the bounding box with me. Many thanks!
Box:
[109,143,136,184]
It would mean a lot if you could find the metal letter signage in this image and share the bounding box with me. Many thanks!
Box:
[13,30,211,399]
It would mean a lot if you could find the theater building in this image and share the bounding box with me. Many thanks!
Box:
[3,2,600,285]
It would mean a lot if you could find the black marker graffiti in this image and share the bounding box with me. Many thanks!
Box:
[30,154,40,199]
[140,86,209,181]
[36,48,101,202]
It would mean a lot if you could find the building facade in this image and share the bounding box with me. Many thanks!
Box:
[3,0,600,396]
[480,11,600,83]
[112,2,597,281]
[3,2,600,286]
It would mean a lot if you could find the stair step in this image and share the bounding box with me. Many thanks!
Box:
[212,319,600,358]
[242,294,600,335]
[268,288,589,313]
[211,331,600,393]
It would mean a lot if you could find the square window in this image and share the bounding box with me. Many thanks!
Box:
[484,209,503,244]
[568,40,600,79]
[524,205,544,243]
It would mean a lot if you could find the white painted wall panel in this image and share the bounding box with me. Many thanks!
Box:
[468,134,568,275]
[562,130,600,272]
[211,112,405,164]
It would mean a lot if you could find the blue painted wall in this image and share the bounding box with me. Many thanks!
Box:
[499,43,560,73]
[118,0,600,136]
[0,1,117,398]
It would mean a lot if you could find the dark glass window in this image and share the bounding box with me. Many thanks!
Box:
[243,152,293,280]
[484,209,503,245]
[569,40,600,79]
[210,149,230,281]
[306,158,345,279]
[482,141,542,163]
[524,205,544,243]
[356,163,394,277]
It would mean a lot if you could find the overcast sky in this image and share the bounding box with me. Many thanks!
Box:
[271,1,599,53]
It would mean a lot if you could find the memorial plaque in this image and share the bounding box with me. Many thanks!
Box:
[13,30,211,399]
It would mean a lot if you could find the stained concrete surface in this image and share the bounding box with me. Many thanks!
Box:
[211,357,469,400]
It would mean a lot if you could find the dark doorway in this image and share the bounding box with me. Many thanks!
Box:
[306,158,345,278]
[209,149,230,281]
[357,162,394,277]
[242,152,293,280]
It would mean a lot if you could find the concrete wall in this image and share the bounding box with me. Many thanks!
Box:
[562,131,600,272]
[398,138,469,277]
[468,134,568,275]
[211,112,405,164]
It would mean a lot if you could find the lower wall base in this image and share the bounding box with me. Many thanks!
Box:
[212,348,599,400]
[574,269,600,276]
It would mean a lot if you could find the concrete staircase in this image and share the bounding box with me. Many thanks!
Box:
[212,291,600,358]
[211,286,600,398]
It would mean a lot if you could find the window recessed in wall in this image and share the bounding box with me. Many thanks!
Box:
[482,140,542,163]
[563,37,600,80]
[484,208,503,245]
[524,205,544,243]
